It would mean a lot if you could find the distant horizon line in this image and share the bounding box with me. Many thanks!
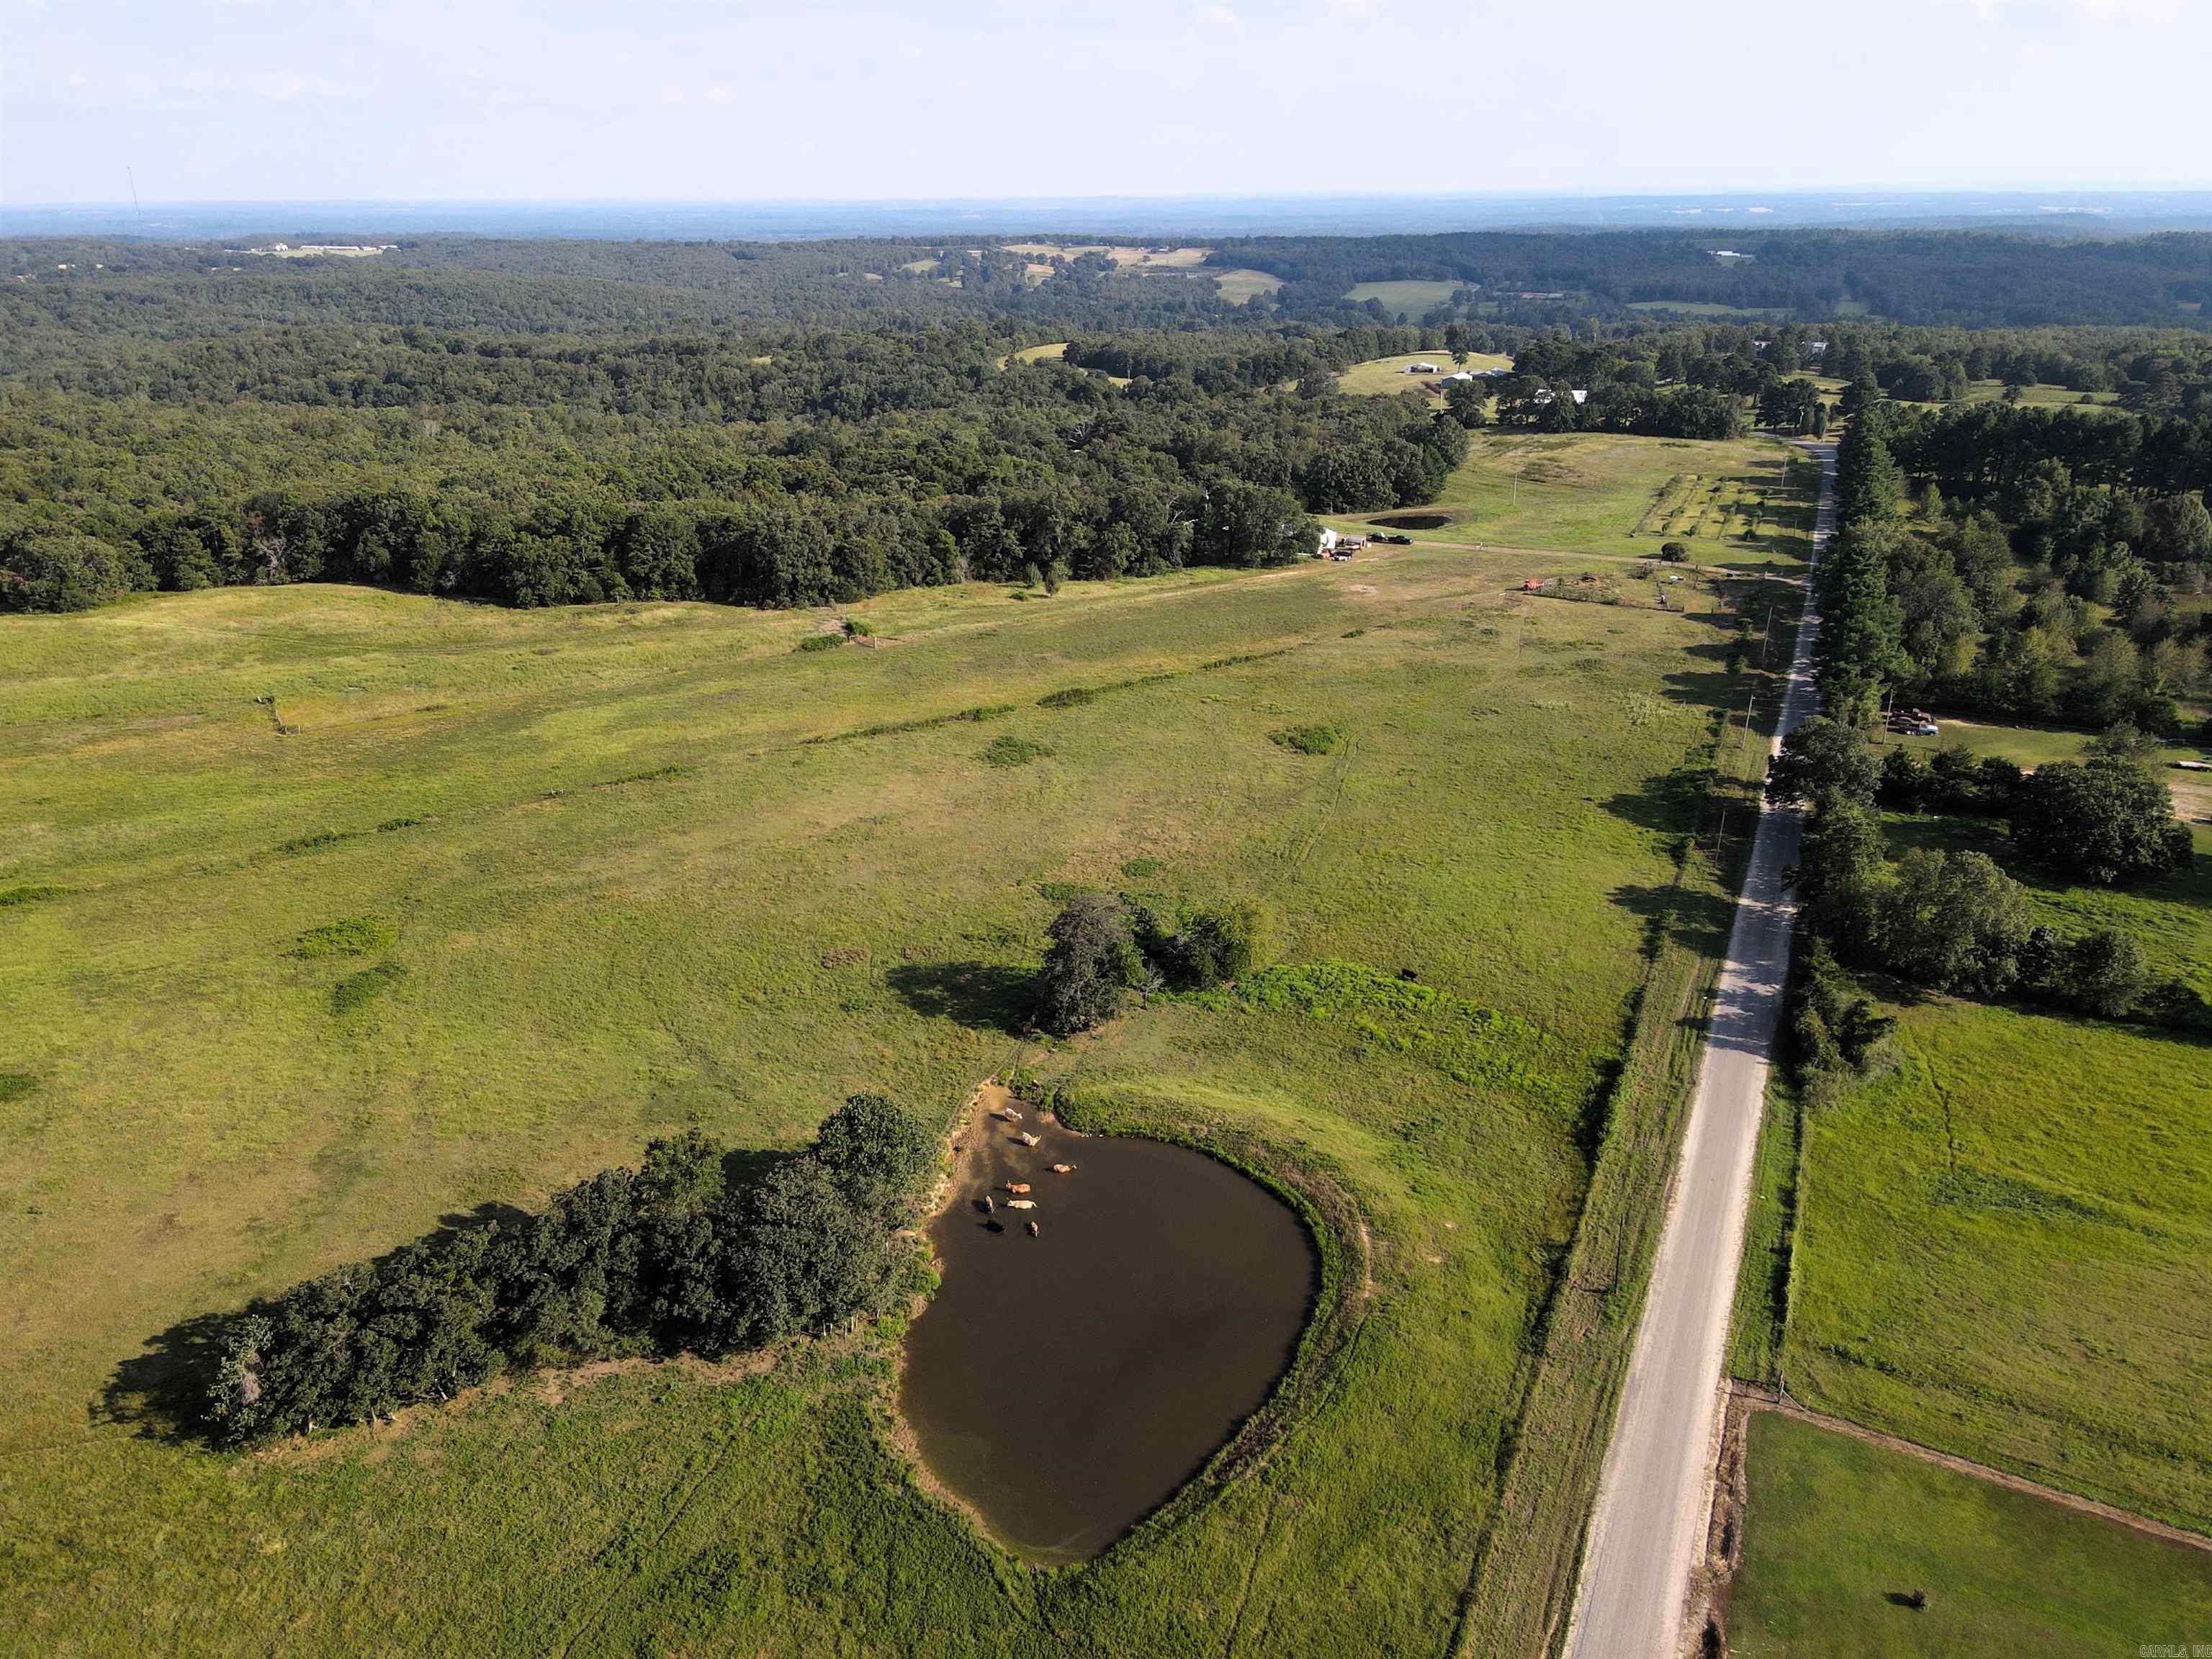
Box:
[12,184,2212,212]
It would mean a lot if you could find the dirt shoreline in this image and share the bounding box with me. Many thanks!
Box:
[885,1075,1370,1568]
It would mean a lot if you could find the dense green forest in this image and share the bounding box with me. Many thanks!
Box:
[3,230,2210,617]
[1206,228,2212,328]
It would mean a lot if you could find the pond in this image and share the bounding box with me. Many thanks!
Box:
[899,1089,1318,1564]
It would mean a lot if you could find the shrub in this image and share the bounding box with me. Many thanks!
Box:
[980,734,1054,768]
[842,616,873,638]
[796,633,843,652]
[1660,540,1689,562]
[275,828,364,856]
[1876,746,1930,811]
[1035,894,1140,1034]
[292,916,397,959]
[1787,939,1895,1095]
[1270,724,1342,755]
[331,961,408,1014]
[2024,925,2151,1019]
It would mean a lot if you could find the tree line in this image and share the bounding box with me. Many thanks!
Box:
[1771,403,2200,1092]
[1,322,1483,612]
[207,1095,933,1444]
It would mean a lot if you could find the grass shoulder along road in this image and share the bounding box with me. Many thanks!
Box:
[1457,580,1804,1658]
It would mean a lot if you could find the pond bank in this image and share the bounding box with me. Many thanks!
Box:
[896,1083,1328,1564]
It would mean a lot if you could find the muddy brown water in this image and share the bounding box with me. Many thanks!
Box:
[899,1107,1317,1564]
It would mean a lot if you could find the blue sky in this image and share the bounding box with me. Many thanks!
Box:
[3,0,2205,204]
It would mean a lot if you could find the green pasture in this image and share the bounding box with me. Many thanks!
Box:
[1624,300,1783,319]
[1343,279,1462,318]
[0,544,1767,1655]
[1331,431,1816,572]
[1727,1412,2212,1658]
[1779,999,2212,1532]
[1213,269,1284,304]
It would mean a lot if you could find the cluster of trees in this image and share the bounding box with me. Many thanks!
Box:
[1775,719,2186,1019]
[1816,403,2211,734]
[1772,403,2198,1070]
[1488,377,1745,439]
[207,1096,933,1443]
[1035,894,1270,1035]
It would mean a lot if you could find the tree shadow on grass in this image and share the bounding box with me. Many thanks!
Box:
[885,960,1033,1035]
[1607,881,1737,965]
[91,1204,530,1448]
[1599,765,1714,840]
[1652,638,1744,710]
[96,1310,231,1447]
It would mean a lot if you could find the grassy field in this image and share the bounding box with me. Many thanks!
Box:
[1779,999,2212,1532]
[1336,351,1516,397]
[1213,268,1283,304]
[1727,1413,2212,1658]
[999,243,1212,269]
[1344,279,1461,318]
[1329,431,1817,572]
[1623,300,1783,319]
[0,541,1774,1653]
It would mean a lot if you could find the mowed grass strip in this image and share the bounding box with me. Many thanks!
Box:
[0,550,1759,1655]
[1782,1001,2212,1531]
[1727,1412,2212,1658]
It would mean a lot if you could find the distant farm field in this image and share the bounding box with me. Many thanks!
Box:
[999,242,1212,269]
[1781,999,2212,1531]
[1344,279,1462,318]
[1727,1412,2212,1658]
[0,545,1768,1653]
[1213,267,1284,304]
[1336,351,1515,397]
[1624,300,1784,319]
[1328,431,1816,571]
